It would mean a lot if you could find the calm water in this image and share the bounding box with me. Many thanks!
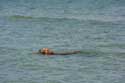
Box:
[0,0,125,83]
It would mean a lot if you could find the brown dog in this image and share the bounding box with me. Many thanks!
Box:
[35,48,81,55]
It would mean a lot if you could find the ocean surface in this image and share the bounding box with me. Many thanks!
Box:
[0,0,125,83]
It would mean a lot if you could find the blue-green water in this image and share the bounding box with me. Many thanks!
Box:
[0,0,125,83]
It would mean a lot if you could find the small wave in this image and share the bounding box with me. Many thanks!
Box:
[80,50,106,56]
[99,43,125,48]
[8,15,79,21]
[7,15,124,25]
[80,49,125,57]
[9,15,34,19]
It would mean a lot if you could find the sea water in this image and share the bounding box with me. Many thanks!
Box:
[0,0,125,83]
